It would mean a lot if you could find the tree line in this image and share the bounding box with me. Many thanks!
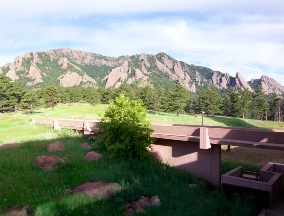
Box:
[1,74,283,121]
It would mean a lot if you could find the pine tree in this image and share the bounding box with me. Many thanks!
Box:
[251,86,269,120]
[44,86,60,108]
[237,89,252,119]
[197,87,222,116]
[0,75,23,112]
[162,84,189,115]
[21,90,38,113]
[269,93,281,122]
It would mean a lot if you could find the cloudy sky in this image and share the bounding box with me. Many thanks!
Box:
[1,0,284,84]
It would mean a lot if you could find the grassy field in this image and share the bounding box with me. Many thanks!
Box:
[1,103,284,215]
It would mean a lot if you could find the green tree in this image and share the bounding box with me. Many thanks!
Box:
[20,90,38,113]
[251,86,269,120]
[197,87,222,116]
[44,86,60,108]
[268,93,281,122]
[162,84,189,115]
[82,87,102,104]
[97,93,153,159]
[0,75,23,112]
[237,89,253,119]
[139,85,160,110]
[222,87,238,117]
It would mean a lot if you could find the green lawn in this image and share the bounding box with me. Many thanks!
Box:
[0,103,282,215]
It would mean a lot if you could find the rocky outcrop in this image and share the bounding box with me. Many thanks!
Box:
[103,61,130,88]
[234,72,253,91]
[1,48,283,94]
[249,76,284,95]
[58,72,97,87]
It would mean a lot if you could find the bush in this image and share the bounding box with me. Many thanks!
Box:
[97,93,153,159]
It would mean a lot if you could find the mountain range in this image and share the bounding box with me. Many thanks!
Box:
[0,48,283,95]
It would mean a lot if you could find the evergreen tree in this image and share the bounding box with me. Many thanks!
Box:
[20,89,38,113]
[222,87,238,117]
[139,85,160,110]
[268,93,281,121]
[237,89,253,119]
[197,87,222,116]
[251,86,269,120]
[0,75,23,112]
[101,87,116,104]
[82,87,102,104]
[44,85,60,108]
[162,84,189,115]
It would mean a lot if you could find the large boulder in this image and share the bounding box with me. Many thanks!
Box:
[84,151,102,161]
[34,156,67,171]
[72,181,121,199]
[47,141,65,152]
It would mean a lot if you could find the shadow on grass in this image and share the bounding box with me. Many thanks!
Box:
[208,116,257,128]
[22,111,43,115]
[0,134,258,216]
[147,110,167,116]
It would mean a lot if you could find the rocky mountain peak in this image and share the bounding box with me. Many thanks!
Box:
[1,48,283,95]
[234,72,253,91]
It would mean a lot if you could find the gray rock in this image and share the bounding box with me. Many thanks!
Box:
[149,195,161,206]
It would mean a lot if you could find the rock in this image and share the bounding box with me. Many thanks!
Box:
[34,156,66,171]
[7,205,33,216]
[234,72,253,92]
[133,196,150,210]
[0,142,20,149]
[84,151,102,161]
[135,207,146,213]
[125,203,133,209]
[124,208,135,216]
[188,184,197,188]
[47,141,65,152]
[149,195,161,206]
[72,181,121,199]
[81,142,92,149]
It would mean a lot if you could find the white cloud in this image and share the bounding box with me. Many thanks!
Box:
[0,1,284,84]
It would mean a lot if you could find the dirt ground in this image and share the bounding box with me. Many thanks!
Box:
[221,145,284,167]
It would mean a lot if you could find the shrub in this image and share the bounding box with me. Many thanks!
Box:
[97,93,153,159]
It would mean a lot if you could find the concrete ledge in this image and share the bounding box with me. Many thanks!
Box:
[222,166,282,207]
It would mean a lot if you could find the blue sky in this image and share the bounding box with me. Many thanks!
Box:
[1,0,284,84]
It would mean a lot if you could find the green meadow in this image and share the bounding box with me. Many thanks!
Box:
[1,103,284,215]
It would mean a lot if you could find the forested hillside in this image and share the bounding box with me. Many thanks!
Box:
[1,73,282,122]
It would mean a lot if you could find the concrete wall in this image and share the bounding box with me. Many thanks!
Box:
[150,138,221,185]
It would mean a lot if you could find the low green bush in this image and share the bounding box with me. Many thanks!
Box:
[97,93,153,159]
